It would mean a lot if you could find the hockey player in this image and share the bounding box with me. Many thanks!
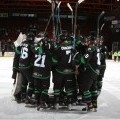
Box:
[53,33,76,110]
[19,32,35,103]
[32,36,56,110]
[12,45,21,103]
[118,50,120,62]
[113,51,118,62]
[12,29,27,103]
[96,36,108,95]
[74,37,88,102]
[75,37,99,112]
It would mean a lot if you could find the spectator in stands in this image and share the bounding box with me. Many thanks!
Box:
[108,51,112,60]
[2,48,5,56]
[118,50,120,62]
[113,50,118,62]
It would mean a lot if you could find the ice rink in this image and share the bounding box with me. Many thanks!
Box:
[0,57,120,120]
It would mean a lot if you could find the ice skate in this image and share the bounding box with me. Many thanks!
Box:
[15,97,21,104]
[37,101,48,111]
[67,103,72,111]
[54,103,59,110]
[14,93,21,103]
[92,101,97,112]
[81,102,93,113]
[21,93,26,103]
[25,97,37,107]
[67,98,72,110]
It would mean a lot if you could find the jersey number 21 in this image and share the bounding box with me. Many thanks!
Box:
[34,55,46,68]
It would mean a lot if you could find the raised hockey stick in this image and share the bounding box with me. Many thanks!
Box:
[57,1,62,34]
[55,1,62,42]
[67,3,73,34]
[44,13,52,36]
[47,0,56,47]
[73,0,84,49]
[97,11,105,38]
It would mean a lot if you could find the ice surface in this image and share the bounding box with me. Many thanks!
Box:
[0,57,120,120]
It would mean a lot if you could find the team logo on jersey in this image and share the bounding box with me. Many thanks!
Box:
[35,47,39,50]
[33,72,43,77]
[61,46,73,50]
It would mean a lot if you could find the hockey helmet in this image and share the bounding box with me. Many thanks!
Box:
[42,38,51,49]
[34,32,45,44]
[26,32,35,44]
[59,33,68,42]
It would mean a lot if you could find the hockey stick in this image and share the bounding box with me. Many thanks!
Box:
[67,3,73,34]
[44,13,52,36]
[55,1,62,42]
[97,11,105,38]
[73,0,84,49]
[100,23,105,32]
[58,1,62,34]
[47,0,56,47]
[100,23,105,36]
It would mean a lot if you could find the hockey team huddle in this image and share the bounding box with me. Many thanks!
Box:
[12,29,108,113]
